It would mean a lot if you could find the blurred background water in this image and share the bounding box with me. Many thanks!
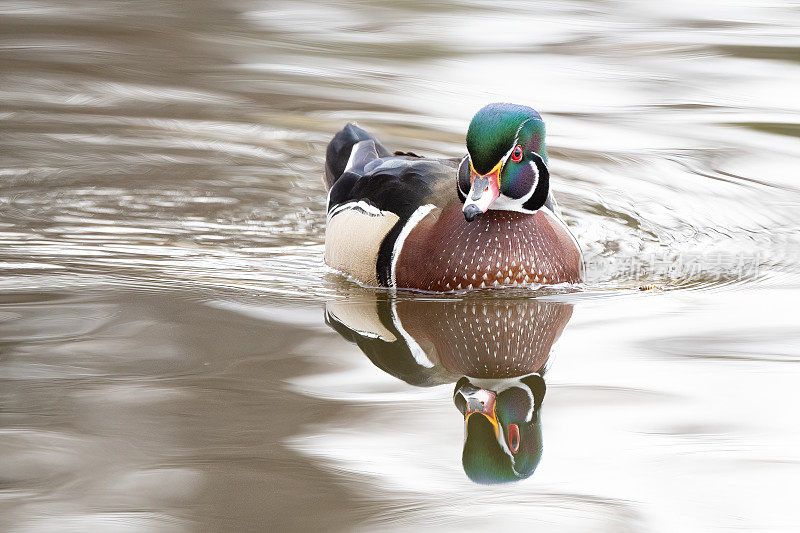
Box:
[1,1,800,531]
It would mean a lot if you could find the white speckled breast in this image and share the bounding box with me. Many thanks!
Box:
[394,299,573,378]
[394,204,583,292]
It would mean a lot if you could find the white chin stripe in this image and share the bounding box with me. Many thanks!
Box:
[489,195,536,214]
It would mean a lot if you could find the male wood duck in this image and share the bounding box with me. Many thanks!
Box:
[324,103,584,291]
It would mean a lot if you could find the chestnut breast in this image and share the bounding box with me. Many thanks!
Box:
[394,204,583,291]
[394,299,573,378]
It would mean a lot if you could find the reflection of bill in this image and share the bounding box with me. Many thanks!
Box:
[325,294,573,483]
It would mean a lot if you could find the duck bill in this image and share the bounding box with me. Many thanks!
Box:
[463,160,501,222]
[458,385,500,437]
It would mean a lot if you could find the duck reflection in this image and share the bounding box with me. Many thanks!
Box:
[454,374,546,483]
[325,293,572,484]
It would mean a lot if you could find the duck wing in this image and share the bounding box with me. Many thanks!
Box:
[325,125,459,215]
[324,123,391,190]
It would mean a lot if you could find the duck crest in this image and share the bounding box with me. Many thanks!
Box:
[393,204,582,292]
[466,103,545,173]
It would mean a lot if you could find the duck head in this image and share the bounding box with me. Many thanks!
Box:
[458,103,550,221]
[454,374,547,483]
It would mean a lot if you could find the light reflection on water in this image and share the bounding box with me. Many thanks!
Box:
[1,0,800,531]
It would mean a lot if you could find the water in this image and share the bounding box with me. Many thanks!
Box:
[1,0,800,531]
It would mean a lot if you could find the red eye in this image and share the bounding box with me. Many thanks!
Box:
[508,423,520,453]
[511,145,523,162]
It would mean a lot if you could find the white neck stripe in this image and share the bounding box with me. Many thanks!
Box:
[390,204,436,287]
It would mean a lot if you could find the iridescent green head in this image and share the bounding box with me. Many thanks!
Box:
[454,374,546,484]
[458,103,550,221]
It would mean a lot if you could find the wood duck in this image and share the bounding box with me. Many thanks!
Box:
[324,103,584,291]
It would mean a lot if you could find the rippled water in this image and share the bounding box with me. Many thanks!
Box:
[2,1,800,531]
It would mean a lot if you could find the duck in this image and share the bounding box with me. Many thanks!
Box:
[323,103,583,291]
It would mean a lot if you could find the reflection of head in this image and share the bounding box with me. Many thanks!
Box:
[454,374,546,484]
